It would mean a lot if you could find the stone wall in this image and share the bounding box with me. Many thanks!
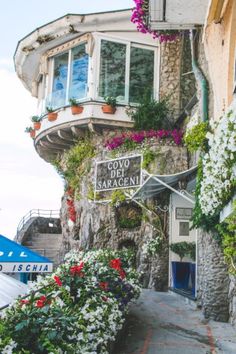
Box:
[159,38,182,122]
[187,30,236,325]
[16,217,61,244]
[197,230,230,322]
[60,136,188,290]
[229,275,236,326]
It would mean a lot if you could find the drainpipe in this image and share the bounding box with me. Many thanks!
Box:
[190,29,208,122]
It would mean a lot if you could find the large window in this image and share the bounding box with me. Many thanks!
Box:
[98,39,155,103]
[49,43,88,108]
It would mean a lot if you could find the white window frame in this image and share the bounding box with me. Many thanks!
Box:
[95,33,159,105]
[46,41,90,109]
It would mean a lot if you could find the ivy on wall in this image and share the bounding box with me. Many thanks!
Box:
[217,202,236,275]
[53,137,95,199]
[183,122,209,153]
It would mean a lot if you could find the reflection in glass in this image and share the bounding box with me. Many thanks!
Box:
[129,47,154,102]
[99,40,126,100]
[52,52,68,108]
[69,44,88,100]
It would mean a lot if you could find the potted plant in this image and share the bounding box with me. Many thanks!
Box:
[31,115,42,130]
[46,106,58,121]
[69,98,84,115]
[170,242,191,290]
[102,96,117,114]
[25,126,35,139]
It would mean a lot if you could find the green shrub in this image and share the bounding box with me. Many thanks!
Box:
[127,92,171,131]
[183,122,208,153]
[170,242,191,261]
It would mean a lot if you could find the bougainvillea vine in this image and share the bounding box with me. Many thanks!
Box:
[131,0,180,42]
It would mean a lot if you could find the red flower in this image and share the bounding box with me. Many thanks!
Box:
[54,275,62,287]
[20,299,29,305]
[119,269,126,279]
[102,296,108,302]
[109,258,122,271]
[36,295,47,308]
[70,262,84,276]
[100,281,108,291]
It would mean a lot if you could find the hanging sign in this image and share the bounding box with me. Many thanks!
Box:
[95,155,142,192]
[175,208,193,220]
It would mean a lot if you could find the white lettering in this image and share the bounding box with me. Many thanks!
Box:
[20,252,28,258]
[110,170,116,178]
[118,178,124,187]
[107,162,113,170]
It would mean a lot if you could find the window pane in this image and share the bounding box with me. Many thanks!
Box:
[69,44,89,100]
[129,47,154,102]
[52,52,68,108]
[99,40,126,100]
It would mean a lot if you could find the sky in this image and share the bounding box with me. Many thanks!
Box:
[0,0,134,239]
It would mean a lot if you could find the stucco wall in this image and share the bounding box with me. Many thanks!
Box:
[204,0,236,120]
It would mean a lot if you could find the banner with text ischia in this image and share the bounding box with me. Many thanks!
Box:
[95,155,142,192]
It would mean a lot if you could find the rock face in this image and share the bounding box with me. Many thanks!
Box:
[60,139,188,290]
[229,275,236,326]
[159,35,196,121]
[197,230,230,322]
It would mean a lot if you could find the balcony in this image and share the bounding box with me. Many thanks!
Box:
[14,10,160,162]
[34,101,133,161]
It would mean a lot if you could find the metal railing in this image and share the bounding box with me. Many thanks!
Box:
[16,209,60,236]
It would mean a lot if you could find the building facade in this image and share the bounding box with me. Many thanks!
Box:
[14,3,236,326]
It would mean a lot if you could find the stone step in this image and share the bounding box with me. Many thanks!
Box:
[29,248,62,263]
[30,233,62,240]
[23,240,62,249]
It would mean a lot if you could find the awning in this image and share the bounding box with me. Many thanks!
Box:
[132,166,197,204]
[0,235,53,273]
[0,273,29,308]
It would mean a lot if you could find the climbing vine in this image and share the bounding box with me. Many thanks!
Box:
[183,122,209,153]
[53,137,95,199]
[217,202,236,275]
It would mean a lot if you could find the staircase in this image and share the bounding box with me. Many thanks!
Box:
[23,233,63,268]
[15,210,64,270]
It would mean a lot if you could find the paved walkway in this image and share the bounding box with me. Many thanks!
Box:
[114,290,236,354]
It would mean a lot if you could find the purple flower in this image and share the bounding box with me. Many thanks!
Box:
[104,129,183,150]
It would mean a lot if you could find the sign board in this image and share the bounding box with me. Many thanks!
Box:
[95,155,142,192]
[0,263,53,273]
[0,234,53,273]
[175,208,193,220]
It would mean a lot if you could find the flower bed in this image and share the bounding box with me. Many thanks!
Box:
[199,106,236,216]
[0,249,141,354]
[105,129,183,151]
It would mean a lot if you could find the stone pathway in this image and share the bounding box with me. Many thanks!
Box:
[113,290,236,354]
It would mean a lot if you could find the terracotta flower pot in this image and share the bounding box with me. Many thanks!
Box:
[102,105,116,114]
[33,122,41,130]
[30,130,36,138]
[47,112,58,121]
[71,105,84,115]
